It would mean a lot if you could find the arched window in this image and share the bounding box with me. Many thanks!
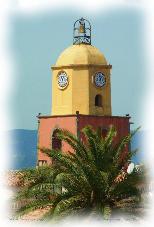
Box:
[95,95,102,107]
[102,128,108,138]
[52,129,62,150]
[97,127,108,138]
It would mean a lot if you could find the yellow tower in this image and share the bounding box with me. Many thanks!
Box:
[51,18,112,116]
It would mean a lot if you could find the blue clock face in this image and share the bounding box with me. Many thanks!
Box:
[58,71,68,89]
[94,72,106,87]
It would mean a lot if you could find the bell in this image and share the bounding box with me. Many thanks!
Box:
[79,24,85,33]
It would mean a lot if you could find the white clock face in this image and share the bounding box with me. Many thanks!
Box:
[57,71,68,89]
[94,72,106,87]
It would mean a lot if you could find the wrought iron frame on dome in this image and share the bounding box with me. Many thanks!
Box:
[73,18,91,45]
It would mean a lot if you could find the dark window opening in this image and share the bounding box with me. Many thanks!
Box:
[52,129,62,150]
[52,129,62,165]
[97,127,108,138]
[102,128,108,138]
[95,95,102,107]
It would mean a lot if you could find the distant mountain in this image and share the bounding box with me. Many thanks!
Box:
[8,129,145,170]
[8,129,37,170]
[131,130,145,164]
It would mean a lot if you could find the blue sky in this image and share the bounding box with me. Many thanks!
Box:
[10,7,146,130]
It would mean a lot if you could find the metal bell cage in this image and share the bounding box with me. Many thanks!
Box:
[73,18,91,45]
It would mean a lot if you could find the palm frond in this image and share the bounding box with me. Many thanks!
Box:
[14,125,144,221]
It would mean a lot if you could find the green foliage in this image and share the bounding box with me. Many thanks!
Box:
[14,125,144,221]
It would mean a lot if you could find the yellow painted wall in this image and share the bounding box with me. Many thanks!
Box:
[72,68,89,114]
[51,68,73,115]
[51,66,112,116]
[51,44,112,116]
[89,67,112,116]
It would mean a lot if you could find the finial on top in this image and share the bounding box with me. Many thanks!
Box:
[73,18,91,45]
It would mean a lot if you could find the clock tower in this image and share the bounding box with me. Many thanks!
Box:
[51,18,112,116]
[37,18,130,166]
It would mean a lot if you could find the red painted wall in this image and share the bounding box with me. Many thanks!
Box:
[78,115,130,142]
[77,115,130,162]
[37,115,130,166]
[38,116,77,165]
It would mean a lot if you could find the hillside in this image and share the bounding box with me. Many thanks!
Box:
[8,129,37,170]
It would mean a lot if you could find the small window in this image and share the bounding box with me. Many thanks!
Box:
[97,127,108,138]
[95,95,102,107]
[52,129,62,165]
[52,129,62,150]
[102,128,108,138]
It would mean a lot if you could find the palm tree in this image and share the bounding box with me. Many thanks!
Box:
[13,166,56,217]
[15,125,143,221]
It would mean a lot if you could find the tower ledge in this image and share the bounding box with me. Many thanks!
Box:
[51,64,112,70]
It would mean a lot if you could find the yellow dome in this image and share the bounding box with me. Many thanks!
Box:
[55,44,107,66]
